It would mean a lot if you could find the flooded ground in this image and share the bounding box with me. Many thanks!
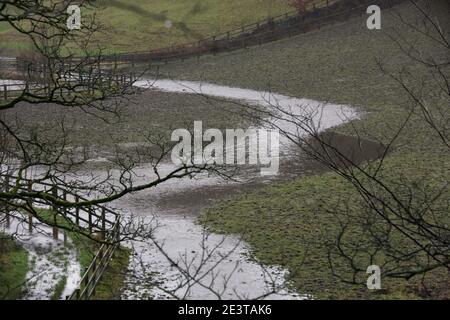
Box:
[2,213,80,300]
[87,79,356,299]
[2,78,360,299]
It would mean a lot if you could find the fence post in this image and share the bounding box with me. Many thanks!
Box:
[75,195,80,226]
[51,186,59,240]
[3,84,6,100]
[27,182,33,233]
[3,175,10,228]
[72,289,80,300]
[88,208,92,234]
[68,59,72,80]
[101,208,106,240]
[62,190,68,245]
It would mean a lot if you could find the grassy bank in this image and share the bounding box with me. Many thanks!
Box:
[69,232,131,300]
[157,1,450,299]
[0,233,28,299]
[0,0,291,55]
[200,155,450,299]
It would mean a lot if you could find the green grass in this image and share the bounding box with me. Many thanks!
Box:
[90,247,131,300]
[201,155,450,299]
[156,1,450,299]
[0,233,29,300]
[51,275,68,300]
[0,0,291,55]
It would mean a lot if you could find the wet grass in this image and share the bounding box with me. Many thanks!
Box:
[0,233,28,300]
[36,209,130,300]
[90,247,131,300]
[6,89,260,160]
[156,1,450,299]
[51,275,67,300]
[0,0,291,55]
[200,155,450,299]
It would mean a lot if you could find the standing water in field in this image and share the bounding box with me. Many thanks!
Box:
[113,79,356,299]
[1,78,355,299]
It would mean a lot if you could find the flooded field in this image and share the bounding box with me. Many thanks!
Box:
[2,78,357,299]
[85,79,356,299]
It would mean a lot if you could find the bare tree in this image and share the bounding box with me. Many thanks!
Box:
[1,1,291,302]
[0,1,225,243]
[241,0,449,294]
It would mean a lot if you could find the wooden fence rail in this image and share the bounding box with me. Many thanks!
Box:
[0,174,121,300]
[0,71,136,100]
[68,220,120,300]
[0,0,405,101]
[0,0,407,298]
[96,0,403,65]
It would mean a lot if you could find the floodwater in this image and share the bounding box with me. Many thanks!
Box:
[111,79,355,299]
[2,214,81,300]
[2,78,357,299]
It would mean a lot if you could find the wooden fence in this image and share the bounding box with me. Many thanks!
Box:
[0,0,406,100]
[0,69,136,100]
[1,174,121,300]
[99,0,404,65]
[0,0,407,298]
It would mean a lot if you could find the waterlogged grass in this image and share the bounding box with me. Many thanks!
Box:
[201,154,450,299]
[8,90,259,153]
[156,1,450,299]
[0,234,28,300]
[36,209,130,300]
[51,275,68,300]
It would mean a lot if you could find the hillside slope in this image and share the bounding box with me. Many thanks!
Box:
[0,0,291,55]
